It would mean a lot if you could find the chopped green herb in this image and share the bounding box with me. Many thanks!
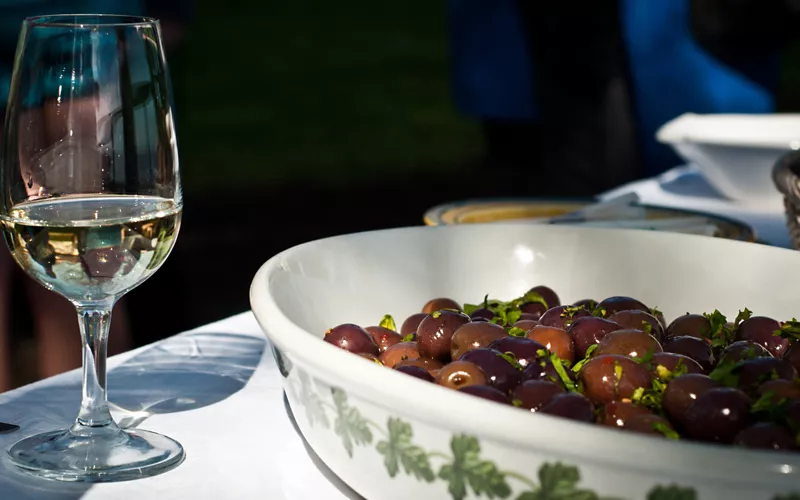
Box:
[752,391,782,413]
[497,351,523,370]
[614,361,624,382]
[462,303,480,316]
[653,421,680,440]
[561,305,586,319]
[774,319,800,342]
[632,379,667,413]
[734,308,753,327]
[507,327,528,338]
[511,399,523,408]
[652,359,686,383]
[641,321,653,335]
[521,290,549,309]
[401,333,415,342]
[571,344,599,373]
[708,358,740,388]
[750,391,792,426]
[654,365,672,381]
[650,306,664,318]
[703,309,733,348]
[635,348,655,365]
[591,305,607,317]
[505,309,522,326]
[550,353,578,392]
[379,314,397,332]
[431,311,442,319]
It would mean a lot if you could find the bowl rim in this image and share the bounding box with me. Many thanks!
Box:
[656,112,800,149]
[250,223,800,485]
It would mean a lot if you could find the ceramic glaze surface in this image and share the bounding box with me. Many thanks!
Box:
[251,224,800,500]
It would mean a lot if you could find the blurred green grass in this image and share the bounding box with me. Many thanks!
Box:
[171,1,481,191]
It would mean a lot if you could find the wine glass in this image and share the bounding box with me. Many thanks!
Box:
[0,15,184,481]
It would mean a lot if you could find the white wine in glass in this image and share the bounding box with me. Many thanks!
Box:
[0,15,184,482]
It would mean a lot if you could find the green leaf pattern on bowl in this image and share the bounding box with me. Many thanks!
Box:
[281,356,798,500]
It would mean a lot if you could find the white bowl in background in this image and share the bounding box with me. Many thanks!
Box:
[656,113,800,207]
[250,223,800,500]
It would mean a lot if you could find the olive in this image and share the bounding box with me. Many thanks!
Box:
[540,392,594,423]
[365,326,404,353]
[719,340,772,364]
[682,387,751,443]
[662,336,715,371]
[528,285,560,309]
[539,305,591,329]
[395,365,434,382]
[734,423,796,451]
[459,385,510,404]
[757,379,800,403]
[572,299,597,310]
[624,414,676,438]
[597,296,649,316]
[579,354,652,405]
[649,352,704,379]
[600,401,652,428]
[735,316,787,358]
[514,319,540,332]
[357,352,382,364]
[663,374,720,424]
[459,348,522,393]
[595,330,662,360]
[735,357,797,395]
[324,324,379,356]
[512,380,564,412]
[471,317,490,323]
[488,337,546,368]
[379,341,421,368]
[517,313,540,323]
[469,308,495,321]
[520,301,547,320]
[417,310,470,360]
[450,322,507,360]
[422,297,461,313]
[394,357,444,375]
[567,317,623,359]
[607,310,665,341]
[665,314,712,340]
[783,343,800,374]
[526,326,575,364]
[521,356,577,386]
[435,360,487,390]
[400,313,428,337]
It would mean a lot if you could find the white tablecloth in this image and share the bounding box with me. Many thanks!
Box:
[0,313,360,500]
[599,164,790,248]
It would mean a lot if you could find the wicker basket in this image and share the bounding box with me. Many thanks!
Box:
[773,149,800,249]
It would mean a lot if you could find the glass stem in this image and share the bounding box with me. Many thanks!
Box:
[75,303,117,429]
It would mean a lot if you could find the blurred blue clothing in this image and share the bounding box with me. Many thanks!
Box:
[448,0,778,176]
[448,0,536,120]
[622,0,775,175]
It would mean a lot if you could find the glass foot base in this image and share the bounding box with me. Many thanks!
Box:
[7,425,184,482]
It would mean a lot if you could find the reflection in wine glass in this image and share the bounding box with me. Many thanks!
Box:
[0,15,183,482]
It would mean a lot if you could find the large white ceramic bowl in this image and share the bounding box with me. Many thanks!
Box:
[656,113,800,207]
[250,223,800,500]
